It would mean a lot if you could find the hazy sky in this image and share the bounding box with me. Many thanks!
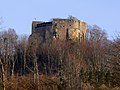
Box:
[0,0,120,39]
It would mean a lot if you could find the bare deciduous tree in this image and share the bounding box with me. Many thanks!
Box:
[0,29,17,90]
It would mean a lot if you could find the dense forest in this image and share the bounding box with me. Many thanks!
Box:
[0,23,120,90]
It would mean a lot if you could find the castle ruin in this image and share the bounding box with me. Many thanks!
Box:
[31,17,86,42]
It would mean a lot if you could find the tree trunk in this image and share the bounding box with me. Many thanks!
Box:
[11,62,15,79]
[0,59,6,90]
[23,51,26,74]
[33,57,39,90]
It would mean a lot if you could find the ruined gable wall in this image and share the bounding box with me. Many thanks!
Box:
[53,19,86,41]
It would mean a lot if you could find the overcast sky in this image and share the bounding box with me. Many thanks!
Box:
[0,0,120,39]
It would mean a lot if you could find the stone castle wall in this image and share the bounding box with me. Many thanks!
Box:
[31,18,86,42]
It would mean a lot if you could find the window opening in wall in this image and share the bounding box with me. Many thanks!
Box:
[66,28,69,40]
[55,23,57,26]
[53,30,57,38]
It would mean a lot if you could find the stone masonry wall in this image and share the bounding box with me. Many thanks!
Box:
[31,18,86,42]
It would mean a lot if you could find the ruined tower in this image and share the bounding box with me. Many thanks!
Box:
[31,17,86,42]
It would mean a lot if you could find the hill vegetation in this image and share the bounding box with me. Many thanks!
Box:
[0,24,120,90]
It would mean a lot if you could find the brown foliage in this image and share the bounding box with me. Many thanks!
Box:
[5,75,59,90]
